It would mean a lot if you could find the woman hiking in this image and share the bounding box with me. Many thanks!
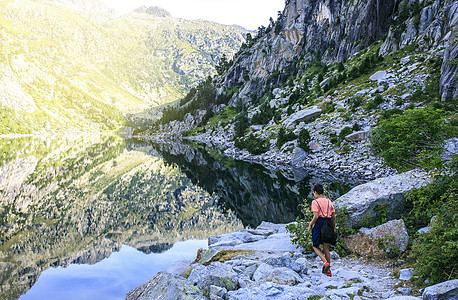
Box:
[307,183,336,277]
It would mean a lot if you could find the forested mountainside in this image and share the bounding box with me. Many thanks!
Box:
[148,0,457,177]
[0,0,246,134]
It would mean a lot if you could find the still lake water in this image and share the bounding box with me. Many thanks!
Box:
[0,135,357,299]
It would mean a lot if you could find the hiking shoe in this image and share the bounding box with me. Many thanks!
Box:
[326,271,332,277]
[322,262,330,274]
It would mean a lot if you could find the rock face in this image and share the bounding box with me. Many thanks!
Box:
[422,279,458,300]
[343,220,409,257]
[334,170,433,228]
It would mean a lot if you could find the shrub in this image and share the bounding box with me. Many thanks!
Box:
[349,96,363,110]
[234,111,249,138]
[297,128,310,151]
[338,126,353,141]
[409,175,458,285]
[276,127,296,148]
[371,107,455,171]
[380,108,403,120]
[321,101,336,114]
[235,134,269,155]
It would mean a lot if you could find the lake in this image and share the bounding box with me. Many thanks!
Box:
[0,135,357,299]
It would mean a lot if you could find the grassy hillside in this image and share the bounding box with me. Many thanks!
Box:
[0,0,246,134]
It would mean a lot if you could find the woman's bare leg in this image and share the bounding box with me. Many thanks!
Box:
[312,246,327,263]
[323,243,331,264]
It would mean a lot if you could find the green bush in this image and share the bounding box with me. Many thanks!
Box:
[338,126,353,141]
[234,111,249,138]
[349,96,363,110]
[408,175,458,285]
[287,198,354,256]
[371,107,455,171]
[297,128,310,151]
[235,134,269,155]
[276,127,296,149]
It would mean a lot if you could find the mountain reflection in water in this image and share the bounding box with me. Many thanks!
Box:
[0,135,357,299]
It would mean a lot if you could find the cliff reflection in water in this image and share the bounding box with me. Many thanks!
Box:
[146,141,356,228]
[0,135,242,300]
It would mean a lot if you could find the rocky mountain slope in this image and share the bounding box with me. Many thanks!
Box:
[0,0,246,134]
[146,0,457,179]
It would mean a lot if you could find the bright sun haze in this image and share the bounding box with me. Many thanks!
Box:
[102,0,285,30]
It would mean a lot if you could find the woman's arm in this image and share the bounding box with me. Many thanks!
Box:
[308,211,319,231]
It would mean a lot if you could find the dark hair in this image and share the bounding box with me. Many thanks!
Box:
[312,183,324,195]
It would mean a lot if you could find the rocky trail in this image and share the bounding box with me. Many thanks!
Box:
[127,222,457,300]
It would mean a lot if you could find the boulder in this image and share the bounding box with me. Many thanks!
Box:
[334,170,433,228]
[422,279,458,300]
[442,137,458,162]
[344,130,371,142]
[266,267,304,285]
[186,262,239,297]
[126,272,188,300]
[343,220,409,257]
[399,268,414,281]
[167,260,192,277]
[284,107,322,129]
[292,147,308,165]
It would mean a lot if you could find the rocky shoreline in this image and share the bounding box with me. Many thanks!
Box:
[127,221,457,300]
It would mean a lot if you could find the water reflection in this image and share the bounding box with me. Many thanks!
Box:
[0,135,358,299]
[20,240,207,300]
[146,141,357,227]
[0,135,241,299]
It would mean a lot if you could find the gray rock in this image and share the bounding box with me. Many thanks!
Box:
[292,147,308,165]
[418,226,431,234]
[334,170,433,228]
[267,267,303,285]
[399,268,414,281]
[253,263,274,282]
[126,271,188,300]
[343,219,409,257]
[353,89,371,97]
[209,285,227,300]
[200,248,220,265]
[186,262,239,297]
[227,282,319,300]
[401,56,411,65]
[284,107,322,129]
[345,130,371,142]
[167,260,192,277]
[262,254,303,273]
[422,279,458,300]
[370,70,387,81]
[397,287,412,294]
[442,137,458,162]
[401,93,412,101]
[385,297,421,300]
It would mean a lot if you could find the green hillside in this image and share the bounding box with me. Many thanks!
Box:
[0,0,246,134]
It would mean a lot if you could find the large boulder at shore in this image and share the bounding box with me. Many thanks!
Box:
[334,170,433,228]
[126,272,189,300]
[343,220,409,257]
[422,279,458,299]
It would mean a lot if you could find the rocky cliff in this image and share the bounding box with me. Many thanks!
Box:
[149,0,457,179]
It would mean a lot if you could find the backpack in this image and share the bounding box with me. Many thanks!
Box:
[314,199,337,244]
